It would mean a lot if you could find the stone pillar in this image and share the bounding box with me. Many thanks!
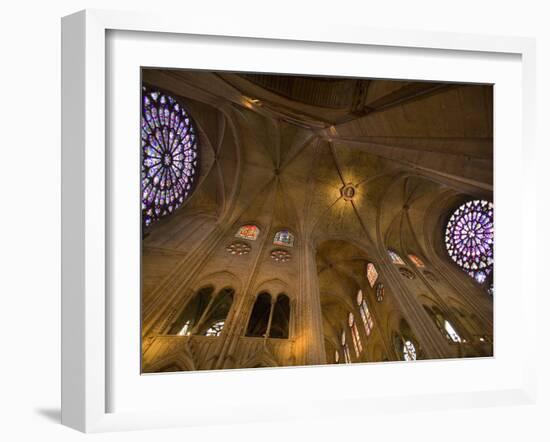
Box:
[295,240,326,366]
[377,255,456,360]
[213,207,276,369]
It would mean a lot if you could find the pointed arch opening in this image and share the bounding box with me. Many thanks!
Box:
[167,286,234,337]
[423,305,462,343]
[196,287,235,336]
[167,286,214,335]
[269,294,291,339]
[393,319,420,361]
[246,292,272,337]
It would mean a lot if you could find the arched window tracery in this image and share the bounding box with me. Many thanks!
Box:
[197,287,234,336]
[348,312,363,358]
[168,286,233,337]
[366,262,378,288]
[399,267,416,279]
[388,249,406,265]
[273,229,294,247]
[235,224,261,241]
[356,290,374,337]
[205,321,225,336]
[423,305,463,344]
[403,339,417,361]
[141,88,199,227]
[246,292,291,339]
[168,286,213,335]
[246,292,271,337]
[341,330,351,364]
[408,254,425,268]
[270,294,291,339]
[444,320,462,343]
[177,320,191,336]
[375,283,385,302]
[445,200,494,285]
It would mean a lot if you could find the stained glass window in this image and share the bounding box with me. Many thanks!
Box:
[273,230,294,247]
[366,262,378,288]
[344,346,351,364]
[403,340,417,361]
[357,290,374,337]
[444,320,461,343]
[141,88,199,227]
[205,321,225,337]
[445,200,494,283]
[341,330,351,364]
[388,249,405,265]
[348,312,362,358]
[226,241,251,256]
[408,254,425,268]
[352,324,362,356]
[177,320,191,336]
[235,224,260,241]
[474,272,487,284]
[270,249,292,262]
[375,283,384,302]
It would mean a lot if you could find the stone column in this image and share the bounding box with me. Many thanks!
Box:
[295,240,326,366]
[213,204,277,369]
[377,255,456,360]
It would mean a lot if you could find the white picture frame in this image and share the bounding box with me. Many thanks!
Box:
[61,9,537,433]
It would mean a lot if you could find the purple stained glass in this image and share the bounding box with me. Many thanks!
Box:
[445,200,494,282]
[141,87,199,227]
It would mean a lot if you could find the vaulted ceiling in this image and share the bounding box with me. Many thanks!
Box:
[143,68,492,248]
[142,69,493,344]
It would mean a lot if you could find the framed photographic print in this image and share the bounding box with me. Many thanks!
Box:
[61,9,537,433]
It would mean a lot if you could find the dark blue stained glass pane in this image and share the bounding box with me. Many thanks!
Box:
[445,200,494,283]
[273,229,294,247]
[141,87,199,227]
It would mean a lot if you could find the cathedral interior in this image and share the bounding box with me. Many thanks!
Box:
[140,69,494,373]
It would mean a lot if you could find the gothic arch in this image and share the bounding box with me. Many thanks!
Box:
[418,292,439,307]
[145,346,196,373]
[253,278,291,299]
[383,308,409,344]
[242,348,280,369]
[191,270,243,295]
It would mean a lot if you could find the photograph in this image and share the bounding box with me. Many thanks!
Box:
[140,69,494,373]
